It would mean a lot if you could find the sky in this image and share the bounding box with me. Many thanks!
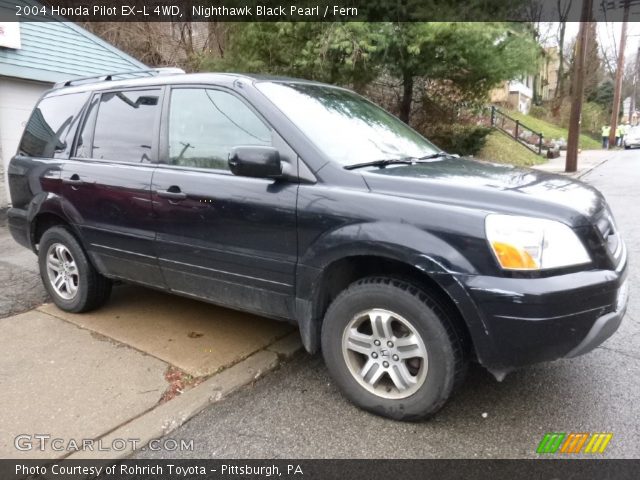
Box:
[542,22,640,66]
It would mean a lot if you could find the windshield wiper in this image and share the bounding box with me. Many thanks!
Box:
[416,151,449,161]
[344,152,452,171]
[344,158,415,170]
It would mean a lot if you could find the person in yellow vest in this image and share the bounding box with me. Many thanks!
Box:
[602,125,611,149]
[616,124,623,146]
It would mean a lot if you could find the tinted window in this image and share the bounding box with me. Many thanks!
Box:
[18,92,88,158]
[168,88,271,170]
[91,89,160,163]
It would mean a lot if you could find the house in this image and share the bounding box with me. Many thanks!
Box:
[490,47,568,113]
[536,46,568,102]
[490,75,534,114]
[0,13,146,206]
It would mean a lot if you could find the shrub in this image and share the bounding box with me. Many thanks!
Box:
[424,124,492,156]
[529,104,549,120]
[559,101,607,138]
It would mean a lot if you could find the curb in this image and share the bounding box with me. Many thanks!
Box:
[574,158,610,179]
[532,157,611,179]
[65,332,303,460]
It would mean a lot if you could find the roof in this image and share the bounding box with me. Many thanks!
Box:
[0,1,145,83]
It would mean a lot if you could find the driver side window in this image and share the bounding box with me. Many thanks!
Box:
[168,88,272,170]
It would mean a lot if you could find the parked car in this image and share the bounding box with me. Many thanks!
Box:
[8,70,628,421]
[624,125,640,149]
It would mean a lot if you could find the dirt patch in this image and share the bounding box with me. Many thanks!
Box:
[159,366,206,404]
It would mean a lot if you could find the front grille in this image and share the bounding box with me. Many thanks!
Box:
[596,209,622,262]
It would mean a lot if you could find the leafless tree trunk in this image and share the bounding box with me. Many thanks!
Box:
[555,0,573,98]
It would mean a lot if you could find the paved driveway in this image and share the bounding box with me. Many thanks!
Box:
[137,150,640,459]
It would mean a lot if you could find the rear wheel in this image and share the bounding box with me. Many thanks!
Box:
[38,226,112,312]
[321,276,467,421]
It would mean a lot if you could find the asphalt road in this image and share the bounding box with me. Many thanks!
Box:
[0,212,49,318]
[137,150,640,459]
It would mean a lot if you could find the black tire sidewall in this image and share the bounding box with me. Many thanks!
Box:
[38,227,94,313]
[321,279,458,421]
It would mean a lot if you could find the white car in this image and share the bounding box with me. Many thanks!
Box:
[624,126,640,149]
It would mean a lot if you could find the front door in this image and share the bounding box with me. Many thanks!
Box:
[62,88,164,287]
[152,86,298,318]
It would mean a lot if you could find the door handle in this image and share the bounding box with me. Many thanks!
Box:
[157,186,187,200]
[62,174,84,186]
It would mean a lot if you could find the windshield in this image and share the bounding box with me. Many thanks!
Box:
[256,82,439,167]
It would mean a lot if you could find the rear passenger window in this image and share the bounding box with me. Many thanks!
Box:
[87,89,160,163]
[168,88,271,170]
[18,92,88,158]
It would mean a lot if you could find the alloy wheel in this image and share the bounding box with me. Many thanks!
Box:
[45,243,79,300]
[341,308,428,399]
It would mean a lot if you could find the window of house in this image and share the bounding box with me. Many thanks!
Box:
[168,88,271,170]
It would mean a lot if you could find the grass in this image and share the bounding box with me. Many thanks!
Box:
[476,131,547,167]
[507,110,601,150]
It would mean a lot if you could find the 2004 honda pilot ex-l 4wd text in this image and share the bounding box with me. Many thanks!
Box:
[8,70,629,421]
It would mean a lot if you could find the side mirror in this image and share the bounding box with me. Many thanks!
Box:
[229,146,282,179]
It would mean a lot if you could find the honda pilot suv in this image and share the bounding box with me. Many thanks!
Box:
[8,69,628,421]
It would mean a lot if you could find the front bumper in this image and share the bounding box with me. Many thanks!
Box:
[455,246,628,372]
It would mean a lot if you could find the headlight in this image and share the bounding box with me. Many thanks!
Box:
[485,214,591,270]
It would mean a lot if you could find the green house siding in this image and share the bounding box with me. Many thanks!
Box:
[0,1,145,83]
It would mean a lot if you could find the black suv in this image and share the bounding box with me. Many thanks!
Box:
[8,69,628,420]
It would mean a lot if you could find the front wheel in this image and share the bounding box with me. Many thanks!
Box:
[321,277,467,421]
[38,226,112,313]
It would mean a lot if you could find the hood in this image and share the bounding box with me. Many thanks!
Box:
[361,157,605,227]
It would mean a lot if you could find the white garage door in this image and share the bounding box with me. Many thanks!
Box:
[0,77,50,207]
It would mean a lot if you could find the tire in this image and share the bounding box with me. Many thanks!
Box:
[321,276,467,421]
[37,226,112,313]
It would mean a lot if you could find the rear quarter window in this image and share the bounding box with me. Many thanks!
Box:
[18,92,89,158]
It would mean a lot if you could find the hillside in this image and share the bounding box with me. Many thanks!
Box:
[476,131,546,167]
[507,111,601,150]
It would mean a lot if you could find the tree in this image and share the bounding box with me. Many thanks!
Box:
[583,22,603,99]
[206,22,538,124]
[555,0,573,99]
[379,23,538,122]
[588,80,615,111]
[202,22,386,91]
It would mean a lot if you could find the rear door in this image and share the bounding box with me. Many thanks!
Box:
[151,86,298,318]
[62,87,164,287]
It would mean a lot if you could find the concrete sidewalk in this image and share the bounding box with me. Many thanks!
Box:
[0,297,302,459]
[532,149,614,178]
[38,285,293,377]
[0,309,167,459]
[0,212,303,459]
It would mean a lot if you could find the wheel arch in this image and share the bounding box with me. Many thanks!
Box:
[26,192,82,252]
[296,253,477,361]
[31,212,72,250]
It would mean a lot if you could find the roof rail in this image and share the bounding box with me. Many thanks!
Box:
[53,67,185,89]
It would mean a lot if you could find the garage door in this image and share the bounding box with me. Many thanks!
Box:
[0,77,49,206]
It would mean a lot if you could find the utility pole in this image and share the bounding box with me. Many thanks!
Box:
[566,0,593,173]
[630,46,640,123]
[609,0,631,147]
